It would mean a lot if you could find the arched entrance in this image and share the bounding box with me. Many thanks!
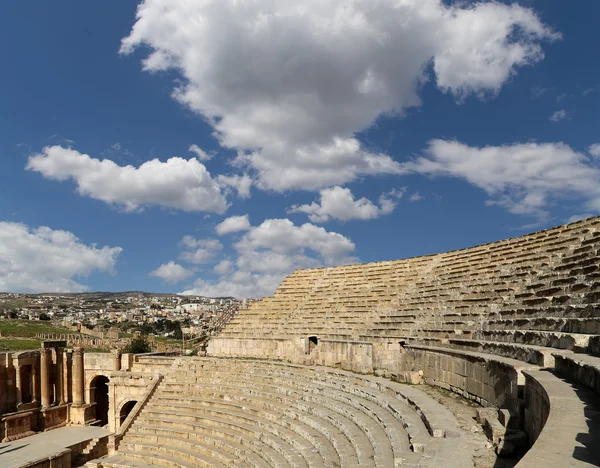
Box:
[119,400,137,427]
[91,375,110,426]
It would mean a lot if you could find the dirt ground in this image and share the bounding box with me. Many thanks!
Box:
[418,385,520,468]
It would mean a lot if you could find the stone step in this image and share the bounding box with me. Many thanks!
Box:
[485,317,600,334]
[119,441,225,468]
[148,400,338,465]
[123,433,240,466]
[152,394,354,467]
[473,329,594,352]
[151,387,371,466]
[134,412,312,468]
[128,424,273,468]
[552,353,600,394]
[445,338,575,367]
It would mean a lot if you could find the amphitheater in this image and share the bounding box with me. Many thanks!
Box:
[1,216,599,467]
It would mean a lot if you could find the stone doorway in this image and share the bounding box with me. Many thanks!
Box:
[308,336,319,354]
[91,375,110,426]
[119,400,137,427]
[19,364,33,404]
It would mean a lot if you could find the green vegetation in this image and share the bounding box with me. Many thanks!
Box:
[0,338,41,352]
[123,337,151,354]
[0,320,77,338]
[114,319,183,340]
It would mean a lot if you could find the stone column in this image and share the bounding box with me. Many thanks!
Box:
[72,347,85,406]
[55,347,65,405]
[113,350,122,371]
[64,350,72,404]
[41,348,52,408]
[15,365,22,406]
[32,362,39,405]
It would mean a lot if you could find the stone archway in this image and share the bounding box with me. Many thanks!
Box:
[119,400,137,427]
[90,375,110,426]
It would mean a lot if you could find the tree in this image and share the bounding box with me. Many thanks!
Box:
[39,313,51,321]
[122,338,151,354]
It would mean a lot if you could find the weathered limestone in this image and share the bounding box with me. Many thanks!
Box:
[55,346,65,405]
[72,347,85,406]
[40,348,52,409]
[99,357,476,468]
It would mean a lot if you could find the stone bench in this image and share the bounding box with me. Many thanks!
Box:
[118,439,228,467]
[518,370,600,467]
[473,329,594,352]
[128,424,273,467]
[150,396,347,466]
[552,353,600,394]
[135,412,310,468]
[402,344,539,408]
[485,317,600,334]
[445,338,574,367]
[159,380,392,465]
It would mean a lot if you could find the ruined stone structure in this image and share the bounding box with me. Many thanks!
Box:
[3,217,599,467]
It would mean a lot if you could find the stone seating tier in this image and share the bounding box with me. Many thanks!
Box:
[203,217,600,467]
[219,217,599,342]
[101,358,477,468]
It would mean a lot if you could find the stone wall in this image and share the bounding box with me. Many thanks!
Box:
[522,371,549,444]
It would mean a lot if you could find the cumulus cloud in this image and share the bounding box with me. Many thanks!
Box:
[0,222,122,293]
[188,144,212,161]
[217,174,252,199]
[288,186,402,223]
[213,259,234,276]
[182,218,356,298]
[406,140,600,219]
[216,215,251,235]
[121,0,559,192]
[550,109,568,122]
[589,144,600,158]
[27,146,228,213]
[149,261,194,283]
[178,237,222,265]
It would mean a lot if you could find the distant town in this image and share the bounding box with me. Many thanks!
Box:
[0,292,257,352]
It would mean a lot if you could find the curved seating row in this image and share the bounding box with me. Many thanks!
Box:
[206,217,600,466]
[96,358,476,468]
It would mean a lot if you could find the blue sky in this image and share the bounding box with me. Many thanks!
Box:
[0,0,598,297]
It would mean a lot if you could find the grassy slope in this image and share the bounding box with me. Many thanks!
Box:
[0,320,76,338]
[0,338,41,352]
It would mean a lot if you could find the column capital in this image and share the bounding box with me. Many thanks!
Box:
[73,346,85,356]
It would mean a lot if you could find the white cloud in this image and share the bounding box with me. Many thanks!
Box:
[188,144,212,161]
[216,215,251,235]
[406,140,600,218]
[409,192,423,202]
[217,174,252,199]
[182,218,357,298]
[288,186,401,223]
[27,146,228,213]
[550,109,568,122]
[566,213,593,224]
[121,0,558,192]
[0,222,122,293]
[213,259,234,276]
[589,144,600,158]
[531,86,551,99]
[179,236,222,251]
[178,237,222,265]
[149,261,194,283]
